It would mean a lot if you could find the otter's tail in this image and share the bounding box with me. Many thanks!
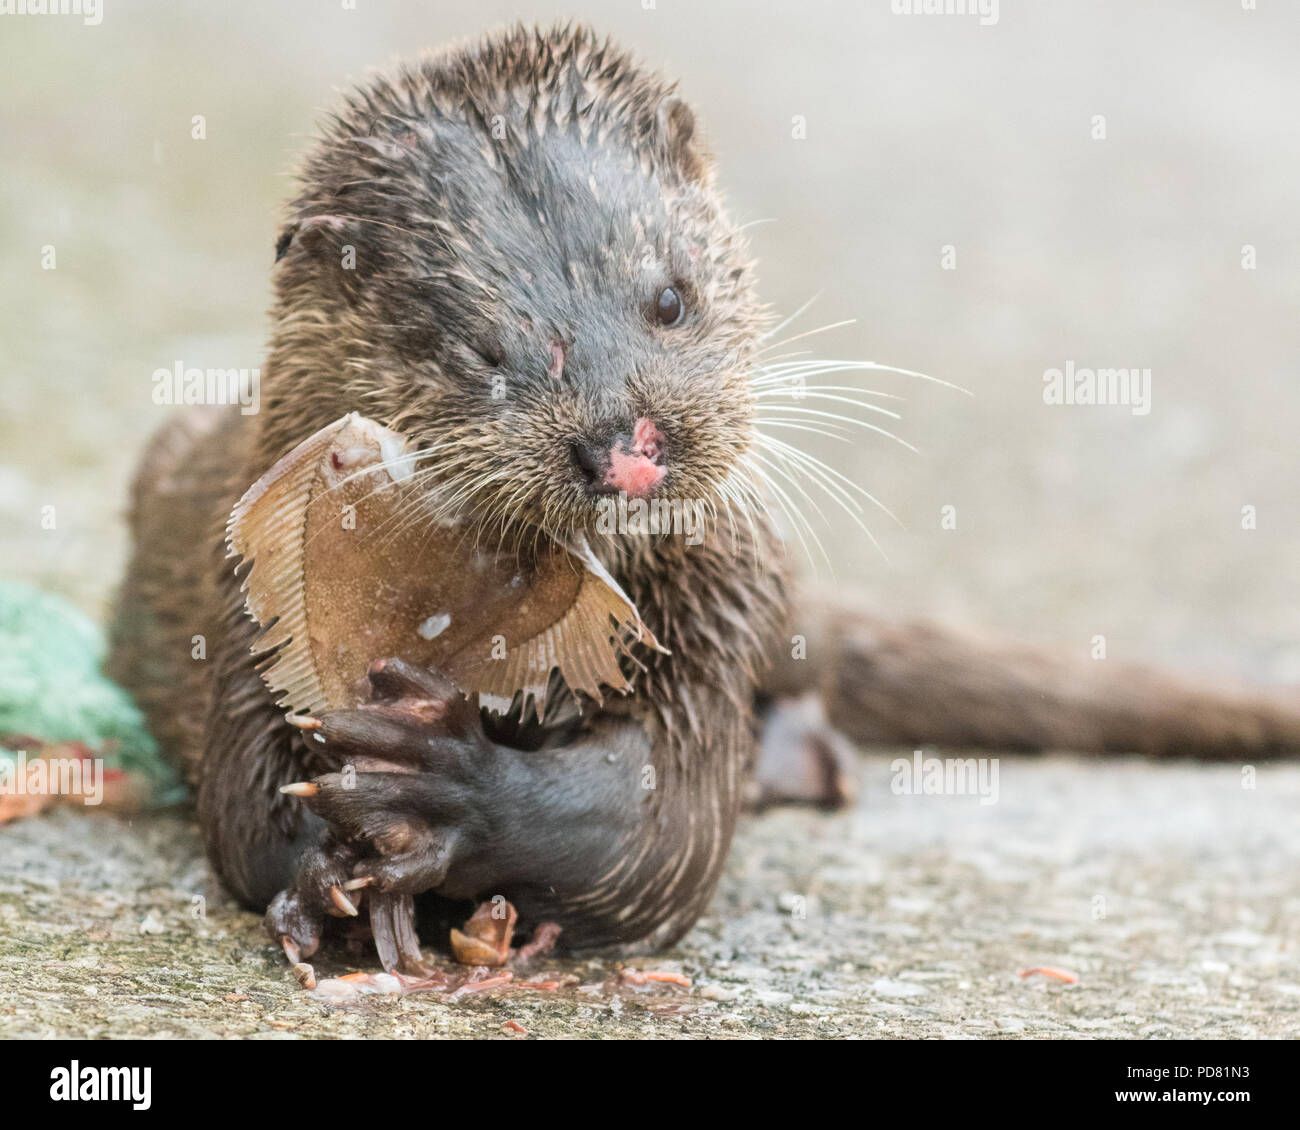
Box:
[765,598,1300,759]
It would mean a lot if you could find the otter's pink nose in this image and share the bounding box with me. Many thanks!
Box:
[605,418,666,497]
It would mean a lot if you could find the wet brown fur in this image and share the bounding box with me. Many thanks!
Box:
[110,22,1300,954]
[111,24,787,948]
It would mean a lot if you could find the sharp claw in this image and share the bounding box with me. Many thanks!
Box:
[330,886,359,917]
[285,714,323,731]
[292,962,317,989]
[279,781,319,797]
[369,890,432,976]
[342,876,374,891]
[281,936,301,964]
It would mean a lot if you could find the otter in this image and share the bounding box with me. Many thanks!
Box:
[109,23,1300,966]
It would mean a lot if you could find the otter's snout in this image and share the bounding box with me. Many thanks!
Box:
[570,417,667,498]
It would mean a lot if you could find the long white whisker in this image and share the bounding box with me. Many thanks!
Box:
[758,432,903,527]
[754,405,919,453]
[749,451,836,571]
[754,391,902,420]
[752,382,904,402]
[754,319,857,357]
[755,441,891,562]
[755,357,969,394]
[759,292,823,343]
[755,420,851,441]
[742,453,827,571]
[751,450,835,528]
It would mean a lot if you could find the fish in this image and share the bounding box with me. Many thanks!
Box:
[226,412,664,721]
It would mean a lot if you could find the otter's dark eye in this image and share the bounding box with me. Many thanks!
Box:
[654,286,684,327]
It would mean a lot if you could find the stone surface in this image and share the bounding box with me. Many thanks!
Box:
[2,0,1299,1042]
[2,752,1296,1039]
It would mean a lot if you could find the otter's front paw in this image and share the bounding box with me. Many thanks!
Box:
[264,836,365,964]
[275,658,497,970]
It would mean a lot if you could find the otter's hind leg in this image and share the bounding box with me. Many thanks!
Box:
[749,693,859,810]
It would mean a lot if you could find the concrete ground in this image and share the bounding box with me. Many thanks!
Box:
[2,2,1299,1040]
[2,751,1296,1039]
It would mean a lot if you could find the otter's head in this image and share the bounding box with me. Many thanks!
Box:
[268,24,763,548]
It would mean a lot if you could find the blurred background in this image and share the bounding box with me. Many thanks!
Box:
[3,0,1298,683]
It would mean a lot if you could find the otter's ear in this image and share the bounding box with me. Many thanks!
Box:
[274,223,298,263]
[271,214,366,305]
[657,96,710,184]
[273,215,351,265]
